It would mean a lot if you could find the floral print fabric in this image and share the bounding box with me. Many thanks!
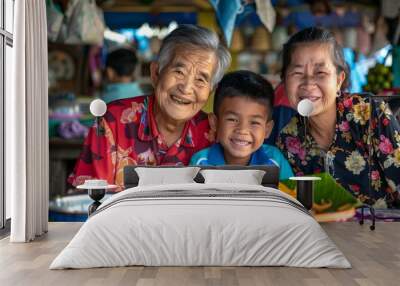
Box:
[277,93,400,207]
[68,95,212,189]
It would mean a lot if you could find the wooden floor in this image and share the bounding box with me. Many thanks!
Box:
[0,222,399,286]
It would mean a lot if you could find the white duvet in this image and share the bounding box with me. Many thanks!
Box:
[50,183,351,269]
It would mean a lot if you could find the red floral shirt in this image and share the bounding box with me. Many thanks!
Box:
[68,95,213,188]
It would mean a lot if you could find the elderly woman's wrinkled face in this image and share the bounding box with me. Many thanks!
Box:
[284,43,345,117]
[151,46,217,122]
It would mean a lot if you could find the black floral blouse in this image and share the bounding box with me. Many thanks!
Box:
[276,93,400,208]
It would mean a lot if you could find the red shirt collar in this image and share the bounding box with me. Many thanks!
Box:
[137,95,196,148]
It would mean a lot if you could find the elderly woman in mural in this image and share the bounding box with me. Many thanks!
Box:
[276,27,400,208]
[69,25,231,187]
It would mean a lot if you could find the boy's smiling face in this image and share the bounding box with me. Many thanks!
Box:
[210,96,274,165]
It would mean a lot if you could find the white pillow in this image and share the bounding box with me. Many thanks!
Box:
[135,167,200,186]
[200,169,266,185]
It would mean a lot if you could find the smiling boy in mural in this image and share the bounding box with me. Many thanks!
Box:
[190,70,293,180]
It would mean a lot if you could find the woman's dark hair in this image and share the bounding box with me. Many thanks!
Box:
[213,70,274,121]
[281,27,349,90]
[106,48,138,77]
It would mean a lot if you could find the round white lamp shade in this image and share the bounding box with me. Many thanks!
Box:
[90,99,107,117]
[297,99,314,117]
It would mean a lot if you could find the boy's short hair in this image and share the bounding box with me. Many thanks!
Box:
[106,48,138,77]
[213,70,274,120]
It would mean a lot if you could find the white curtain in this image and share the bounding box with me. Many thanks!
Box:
[7,0,49,242]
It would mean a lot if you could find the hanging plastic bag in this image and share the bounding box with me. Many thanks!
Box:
[58,0,105,45]
[46,0,64,41]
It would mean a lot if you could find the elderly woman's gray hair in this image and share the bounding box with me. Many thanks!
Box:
[157,24,231,88]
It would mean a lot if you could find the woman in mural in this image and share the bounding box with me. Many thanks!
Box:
[276,27,400,208]
[68,24,231,187]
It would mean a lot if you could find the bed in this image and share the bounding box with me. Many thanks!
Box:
[50,165,351,269]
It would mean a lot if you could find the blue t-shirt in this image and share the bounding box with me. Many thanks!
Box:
[190,143,294,180]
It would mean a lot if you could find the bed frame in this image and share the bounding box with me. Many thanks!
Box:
[123,165,280,189]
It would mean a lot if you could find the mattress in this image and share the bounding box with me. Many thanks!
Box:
[50,183,351,269]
